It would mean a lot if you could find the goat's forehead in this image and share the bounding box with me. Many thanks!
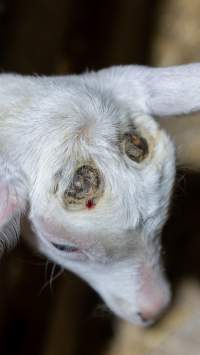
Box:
[32,117,175,234]
[41,84,159,141]
[41,95,172,173]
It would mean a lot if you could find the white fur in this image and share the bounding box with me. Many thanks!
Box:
[0,63,198,325]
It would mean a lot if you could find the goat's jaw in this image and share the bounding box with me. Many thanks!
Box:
[90,264,171,326]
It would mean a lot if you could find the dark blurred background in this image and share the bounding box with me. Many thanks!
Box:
[0,0,200,354]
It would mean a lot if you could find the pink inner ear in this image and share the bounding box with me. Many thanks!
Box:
[0,184,17,225]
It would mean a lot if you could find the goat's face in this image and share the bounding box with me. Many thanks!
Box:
[1,64,199,325]
[23,88,176,326]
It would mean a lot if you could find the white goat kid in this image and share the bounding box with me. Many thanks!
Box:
[0,64,198,326]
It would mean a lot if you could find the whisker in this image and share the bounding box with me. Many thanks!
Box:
[49,263,57,295]
[39,263,64,296]
[45,260,50,284]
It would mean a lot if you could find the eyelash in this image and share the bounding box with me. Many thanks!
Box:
[52,242,79,253]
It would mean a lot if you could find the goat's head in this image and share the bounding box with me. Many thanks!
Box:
[0,64,198,325]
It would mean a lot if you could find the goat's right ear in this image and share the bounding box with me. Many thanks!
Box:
[0,179,27,228]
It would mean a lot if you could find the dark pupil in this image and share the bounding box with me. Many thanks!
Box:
[52,243,78,252]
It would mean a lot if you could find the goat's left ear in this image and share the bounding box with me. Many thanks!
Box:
[144,63,200,117]
[0,157,28,253]
[106,63,200,118]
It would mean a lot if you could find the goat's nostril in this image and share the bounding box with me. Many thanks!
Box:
[137,297,169,323]
[137,312,150,323]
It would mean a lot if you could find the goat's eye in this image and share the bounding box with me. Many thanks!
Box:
[52,242,79,252]
[64,164,103,210]
[123,132,148,162]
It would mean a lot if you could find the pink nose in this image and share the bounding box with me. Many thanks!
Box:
[138,266,171,322]
[138,292,170,322]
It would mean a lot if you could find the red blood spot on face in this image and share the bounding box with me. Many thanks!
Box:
[86,199,95,209]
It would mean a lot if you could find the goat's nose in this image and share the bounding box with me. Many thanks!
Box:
[138,289,170,322]
[137,264,171,323]
[137,306,163,323]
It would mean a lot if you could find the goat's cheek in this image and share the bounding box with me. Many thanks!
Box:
[32,216,65,240]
